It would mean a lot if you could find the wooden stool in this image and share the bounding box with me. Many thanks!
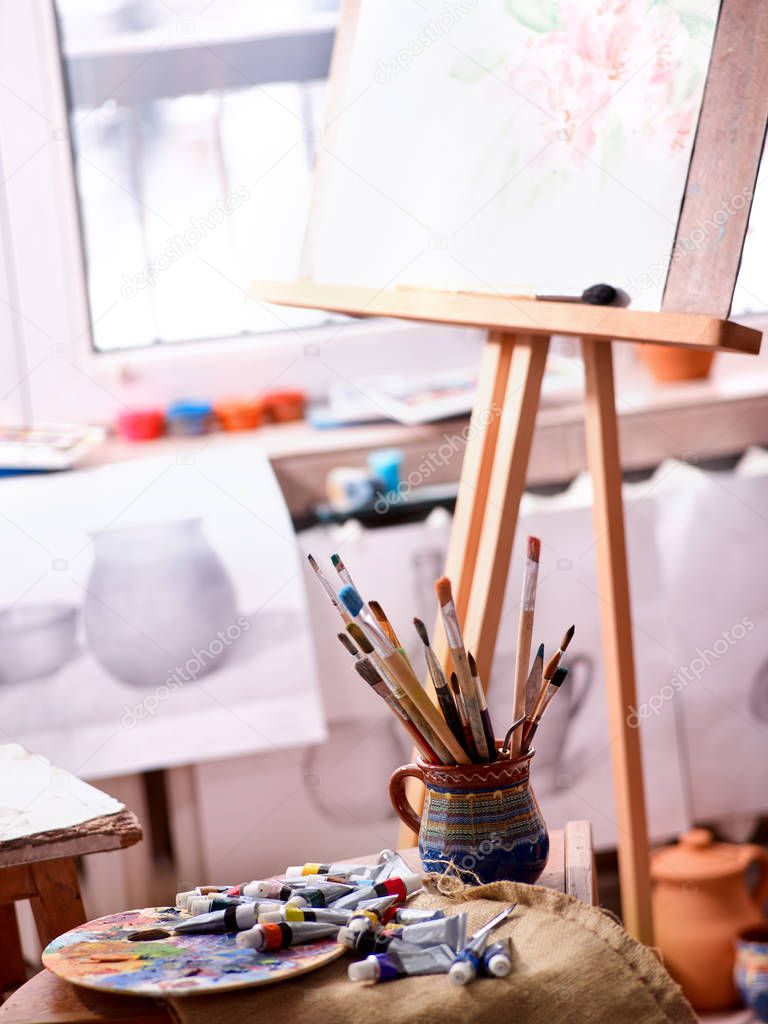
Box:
[0,757,142,996]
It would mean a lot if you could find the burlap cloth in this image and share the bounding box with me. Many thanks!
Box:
[166,878,695,1024]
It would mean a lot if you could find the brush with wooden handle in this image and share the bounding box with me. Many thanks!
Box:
[521,666,569,753]
[339,585,469,765]
[413,617,467,755]
[510,536,540,756]
[435,576,489,761]
[467,652,497,763]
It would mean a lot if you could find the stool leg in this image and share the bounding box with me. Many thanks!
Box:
[0,902,27,992]
[29,858,86,947]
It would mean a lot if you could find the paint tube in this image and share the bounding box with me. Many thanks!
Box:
[175,886,232,910]
[346,895,400,932]
[174,902,261,935]
[481,938,513,978]
[236,921,340,952]
[245,880,353,902]
[348,943,455,983]
[339,912,466,954]
[331,874,422,911]
[259,906,352,926]
[394,907,445,926]
[287,882,356,908]
[372,852,414,883]
[448,933,490,986]
[284,862,377,880]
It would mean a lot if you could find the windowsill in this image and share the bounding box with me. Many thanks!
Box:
[79,348,768,518]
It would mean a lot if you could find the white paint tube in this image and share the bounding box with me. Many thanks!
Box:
[339,912,466,954]
[174,902,260,935]
[236,921,339,951]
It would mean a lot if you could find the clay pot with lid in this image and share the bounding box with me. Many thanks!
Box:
[651,828,768,1011]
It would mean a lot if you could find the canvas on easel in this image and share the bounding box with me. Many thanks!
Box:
[255,0,768,943]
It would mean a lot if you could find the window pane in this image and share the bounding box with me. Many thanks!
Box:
[55,0,339,351]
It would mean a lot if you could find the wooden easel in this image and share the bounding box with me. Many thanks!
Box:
[255,279,762,943]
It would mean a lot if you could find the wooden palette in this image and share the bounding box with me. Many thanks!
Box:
[42,907,344,997]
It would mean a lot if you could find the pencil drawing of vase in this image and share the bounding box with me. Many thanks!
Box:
[83,519,239,688]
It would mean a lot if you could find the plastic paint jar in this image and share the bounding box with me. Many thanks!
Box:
[263,390,306,423]
[214,398,265,432]
[166,400,215,436]
[115,409,165,441]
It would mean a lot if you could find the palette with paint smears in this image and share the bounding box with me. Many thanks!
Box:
[42,906,344,996]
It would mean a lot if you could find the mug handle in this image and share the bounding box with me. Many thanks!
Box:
[746,845,768,910]
[389,764,425,836]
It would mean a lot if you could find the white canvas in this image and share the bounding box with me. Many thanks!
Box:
[306,0,719,309]
[0,448,325,779]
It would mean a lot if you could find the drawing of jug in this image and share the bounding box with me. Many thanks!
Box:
[83,518,239,688]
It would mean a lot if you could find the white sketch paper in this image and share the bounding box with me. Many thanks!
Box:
[0,448,325,779]
[306,0,719,309]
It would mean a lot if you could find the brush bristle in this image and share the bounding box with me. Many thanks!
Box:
[450,671,458,686]
[527,536,541,562]
[413,618,430,646]
[369,600,386,623]
[337,632,357,657]
[467,651,477,677]
[307,553,320,571]
[551,666,569,687]
[434,576,453,606]
[339,585,363,617]
[536,642,544,658]
[331,553,343,569]
[355,660,380,686]
[561,624,575,650]
[346,622,373,654]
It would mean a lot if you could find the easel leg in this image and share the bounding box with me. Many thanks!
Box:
[582,338,654,944]
[463,334,549,683]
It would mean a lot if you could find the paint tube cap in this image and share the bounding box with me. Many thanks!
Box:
[235,926,263,950]
[401,872,423,896]
[187,897,213,917]
[449,960,476,986]
[347,917,373,933]
[485,952,512,978]
[258,911,283,924]
[336,926,358,949]
[348,956,380,983]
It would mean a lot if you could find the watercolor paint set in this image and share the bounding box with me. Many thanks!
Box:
[42,850,518,995]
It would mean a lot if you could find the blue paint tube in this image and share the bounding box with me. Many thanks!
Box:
[481,938,513,978]
[449,905,516,985]
[348,943,455,983]
[174,902,261,935]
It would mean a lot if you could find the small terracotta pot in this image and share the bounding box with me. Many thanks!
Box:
[636,343,715,382]
[651,828,768,1011]
[389,746,548,885]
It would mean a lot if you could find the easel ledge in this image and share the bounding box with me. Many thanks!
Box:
[252,279,761,353]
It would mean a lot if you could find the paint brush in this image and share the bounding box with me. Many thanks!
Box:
[541,624,575,693]
[369,600,401,648]
[435,576,489,761]
[413,617,467,754]
[354,659,438,762]
[524,643,545,718]
[467,652,497,762]
[339,585,469,765]
[449,672,477,760]
[510,537,540,756]
[522,666,568,753]
[308,554,351,624]
[337,632,360,659]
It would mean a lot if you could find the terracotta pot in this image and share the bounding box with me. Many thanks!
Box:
[636,343,715,382]
[651,828,768,1011]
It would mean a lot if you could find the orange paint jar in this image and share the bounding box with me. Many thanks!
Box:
[214,398,265,432]
[263,390,306,424]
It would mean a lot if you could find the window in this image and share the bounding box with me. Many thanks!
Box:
[55,0,339,351]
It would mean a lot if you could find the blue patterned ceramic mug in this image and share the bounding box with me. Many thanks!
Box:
[735,923,768,1021]
[389,747,549,885]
